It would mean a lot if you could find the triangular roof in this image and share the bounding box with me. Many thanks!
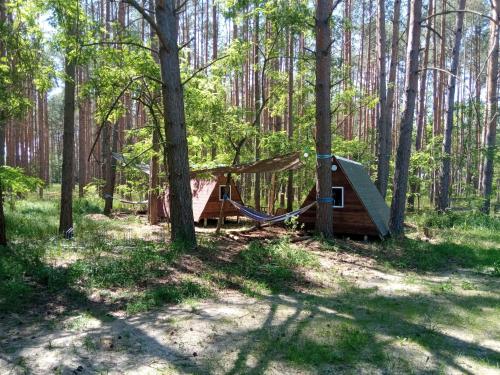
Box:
[190,179,218,221]
[162,176,243,222]
[334,156,390,236]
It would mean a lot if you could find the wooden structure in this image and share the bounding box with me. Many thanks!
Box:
[299,156,390,237]
[159,175,243,223]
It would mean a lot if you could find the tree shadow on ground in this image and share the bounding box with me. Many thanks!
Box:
[218,288,500,374]
[323,235,500,275]
[1,234,499,374]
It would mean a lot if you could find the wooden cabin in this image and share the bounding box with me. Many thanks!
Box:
[299,156,390,238]
[159,175,243,223]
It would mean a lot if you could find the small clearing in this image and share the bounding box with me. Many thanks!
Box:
[1,204,499,374]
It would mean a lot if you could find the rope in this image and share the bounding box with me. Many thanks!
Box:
[317,197,334,203]
[103,194,148,205]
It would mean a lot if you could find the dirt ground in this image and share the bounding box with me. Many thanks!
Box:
[1,223,499,375]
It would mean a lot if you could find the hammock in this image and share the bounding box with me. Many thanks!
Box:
[103,194,148,205]
[225,198,316,224]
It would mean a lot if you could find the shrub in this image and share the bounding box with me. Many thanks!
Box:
[415,210,500,231]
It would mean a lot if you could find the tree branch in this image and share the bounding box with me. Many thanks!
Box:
[182,54,229,85]
[175,0,188,15]
[121,0,169,51]
[422,9,500,26]
[419,66,462,81]
[421,23,442,39]
[81,41,159,54]
[179,37,194,51]
[88,76,143,162]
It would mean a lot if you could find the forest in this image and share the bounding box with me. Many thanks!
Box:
[0,0,499,374]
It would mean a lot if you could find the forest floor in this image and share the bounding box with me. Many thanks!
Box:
[0,195,499,374]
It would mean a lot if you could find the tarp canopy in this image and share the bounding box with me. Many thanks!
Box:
[113,151,303,177]
[191,152,302,176]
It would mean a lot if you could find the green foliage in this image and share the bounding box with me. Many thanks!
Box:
[5,200,58,239]
[0,166,43,194]
[73,196,102,215]
[0,0,53,119]
[413,210,500,231]
[332,138,373,166]
[379,234,500,275]
[0,250,35,310]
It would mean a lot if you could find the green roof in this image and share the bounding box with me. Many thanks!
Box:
[335,156,390,237]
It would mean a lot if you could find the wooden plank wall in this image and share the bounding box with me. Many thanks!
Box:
[299,160,380,236]
[199,176,243,221]
[159,176,243,222]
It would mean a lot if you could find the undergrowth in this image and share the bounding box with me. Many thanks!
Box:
[1,196,498,315]
[411,210,499,231]
[0,197,184,313]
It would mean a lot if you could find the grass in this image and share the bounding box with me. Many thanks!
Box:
[238,239,319,284]
[374,219,500,274]
[69,241,180,288]
[196,237,320,298]
[0,194,185,312]
[1,193,499,374]
[125,279,213,314]
[283,320,374,365]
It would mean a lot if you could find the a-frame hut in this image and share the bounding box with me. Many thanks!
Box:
[159,175,243,223]
[158,152,302,224]
[299,156,390,237]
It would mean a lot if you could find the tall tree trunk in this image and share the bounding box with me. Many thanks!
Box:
[415,0,433,152]
[149,127,160,224]
[0,0,7,245]
[375,0,389,196]
[383,0,401,196]
[210,0,218,160]
[0,180,5,246]
[59,53,77,236]
[286,30,294,212]
[78,70,87,197]
[212,0,217,60]
[103,0,127,214]
[148,0,160,225]
[480,0,499,214]
[389,0,422,235]
[155,0,196,247]
[253,12,261,212]
[101,121,110,193]
[103,123,118,215]
[342,0,352,139]
[473,24,482,191]
[315,0,334,239]
[409,0,433,210]
[437,0,466,211]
